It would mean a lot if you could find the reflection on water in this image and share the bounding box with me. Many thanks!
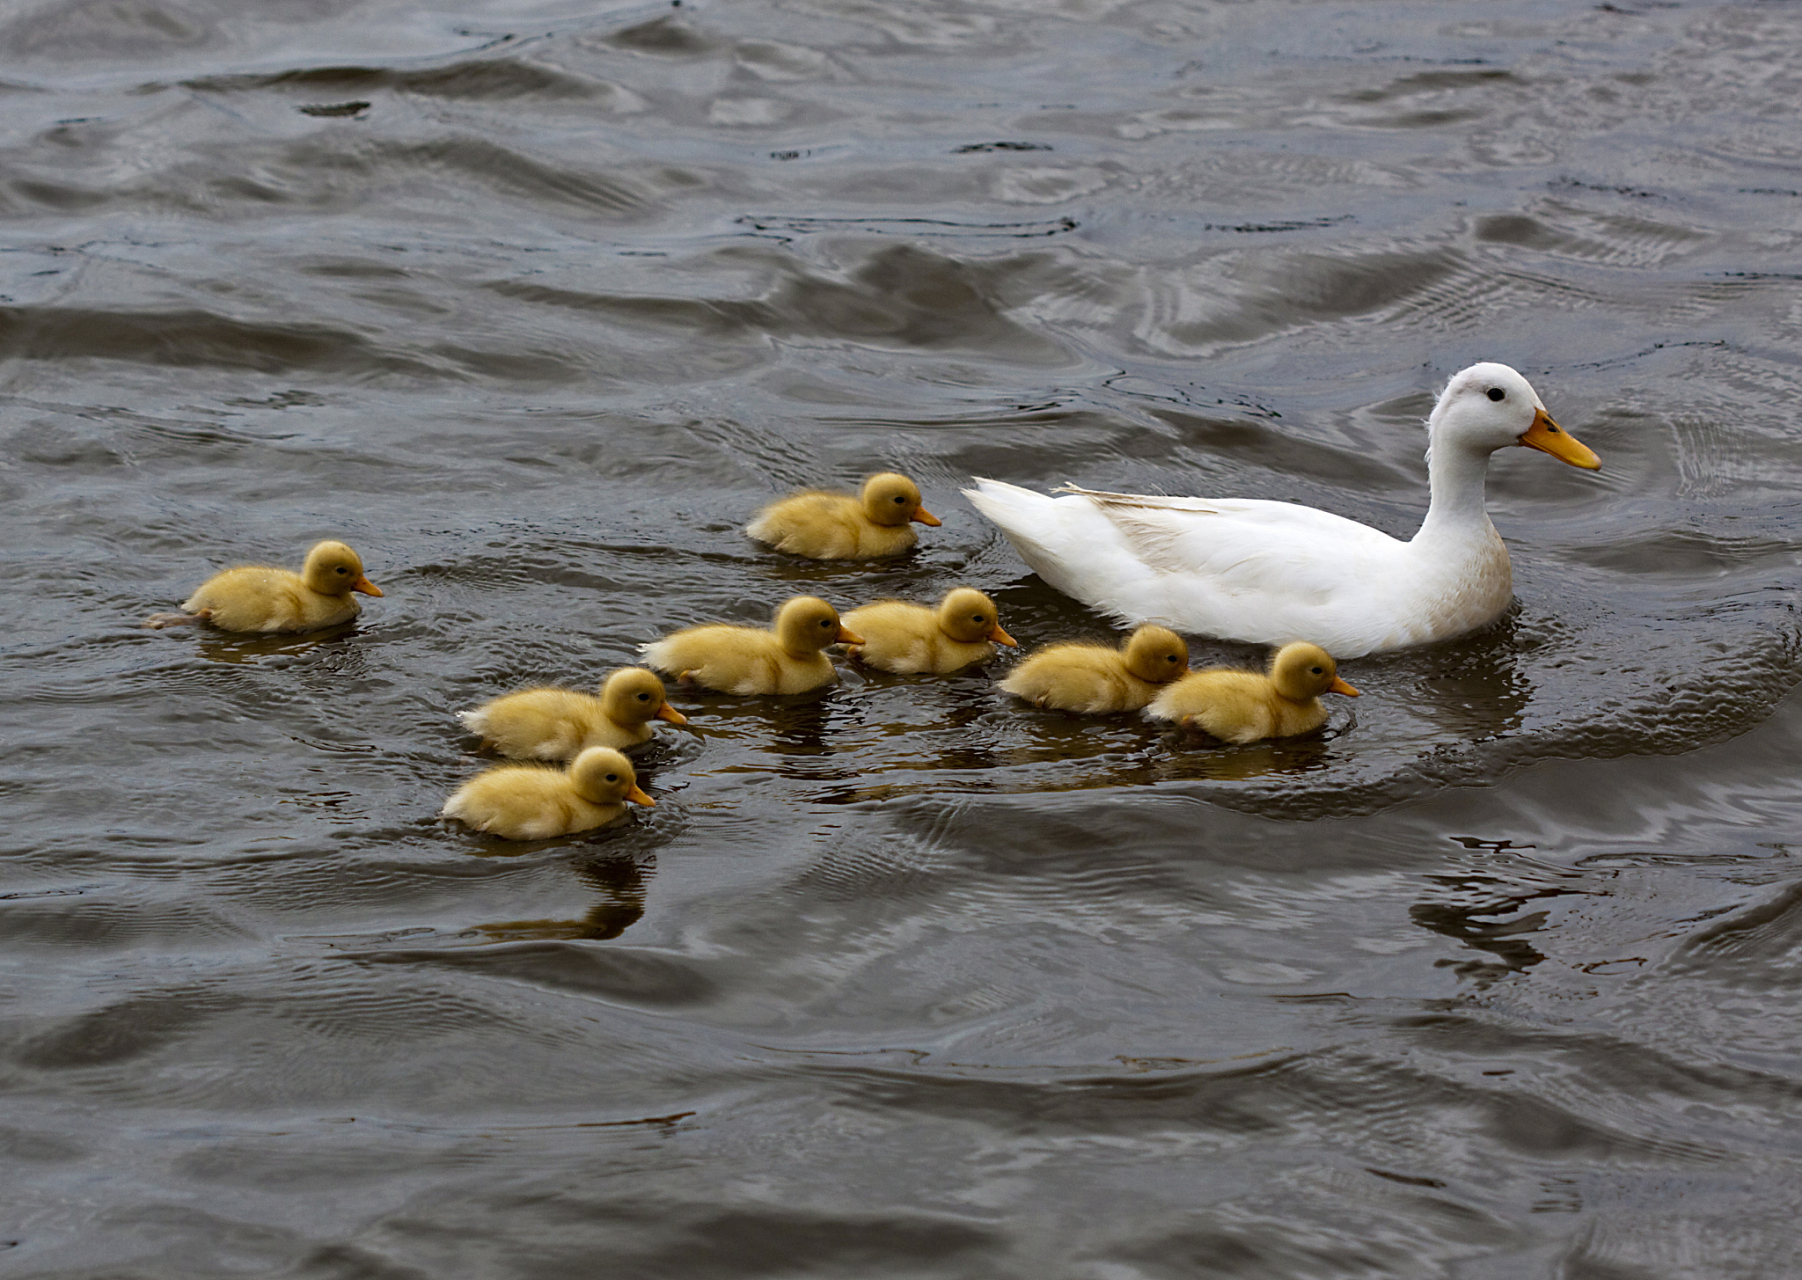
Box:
[475,855,651,943]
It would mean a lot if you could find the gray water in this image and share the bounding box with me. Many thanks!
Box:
[4,0,1802,1275]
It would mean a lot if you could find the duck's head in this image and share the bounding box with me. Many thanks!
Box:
[302,541,383,597]
[861,472,941,528]
[568,747,655,808]
[1123,625,1190,683]
[1269,642,1360,703]
[777,595,863,652]
[936,587,1017,646]
[1430,363,1599,470]
[602,667,687,727]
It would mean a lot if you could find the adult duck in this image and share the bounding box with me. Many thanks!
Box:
[964,362,1599,658]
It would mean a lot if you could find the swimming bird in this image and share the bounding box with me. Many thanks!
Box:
[841,587,1018,674]
[964,363,1599,657]
[441,746,654,840]
[747,471,941,559]
[999,624,1190,713]
[459,667,688,761]
[144,540,383,633]
[1145,642,1359,743]
[640,595,862,694]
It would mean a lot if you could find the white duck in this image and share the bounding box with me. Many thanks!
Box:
[964,362,1599,658]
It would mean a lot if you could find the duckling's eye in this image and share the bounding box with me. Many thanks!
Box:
[1310,666,1324,675]
[893,495,907,504]
[820,618,832,627]
[334,566,349,574]
[636,692,651,701]
[605,773,619,783]
[1167,654,1179,663]
[1487,387,1505,402]
[972,614,986,624]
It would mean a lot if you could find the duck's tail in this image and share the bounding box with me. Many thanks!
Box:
[962,477,1067,569]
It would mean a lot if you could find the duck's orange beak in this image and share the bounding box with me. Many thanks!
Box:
[352,576,383,597]
[836,625,866,645]
[1519,407,1600,470]
[1329,676,1360,697]
[626,784,656,807]
[988,623,1018,647]
[655,703,688,726]
[911,506,942,527]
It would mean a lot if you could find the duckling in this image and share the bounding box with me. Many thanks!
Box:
[1145,642,1359,743]
[1000,625,1190,712]
[640,596,863,695]
[442,747,655,840]
[746,471,941,559]
[840,587,1018,675]
[459,667,688,761]
[145,540,382,633]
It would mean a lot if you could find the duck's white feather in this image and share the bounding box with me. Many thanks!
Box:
[965,363,1595,658]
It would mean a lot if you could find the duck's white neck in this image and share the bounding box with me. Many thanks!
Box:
[1413,434,1499,543]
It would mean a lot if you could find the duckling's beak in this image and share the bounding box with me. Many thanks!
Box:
[626,784,656,807]
[835,625,866,646]
[1519,408,1601,470]
[352,576,384,597]
[988,623,1018,647]
[911,506,942,527]
[655,703,688,726]
[1329,676,1360,697]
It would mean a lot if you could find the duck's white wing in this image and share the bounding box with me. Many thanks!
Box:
[965,478,1418,655]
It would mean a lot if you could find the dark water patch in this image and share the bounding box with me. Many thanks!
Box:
[188,56,612,103]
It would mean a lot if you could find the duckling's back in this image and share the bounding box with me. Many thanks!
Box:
[1001,642,1152,712]
[461,688,648,760]
[642,623,831,695]
[442,765,622,840]
[748,492,915,559]
[1149,669,1327,743]
[184,566,359,633]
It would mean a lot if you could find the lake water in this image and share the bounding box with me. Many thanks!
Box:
[4,0,1802,1275]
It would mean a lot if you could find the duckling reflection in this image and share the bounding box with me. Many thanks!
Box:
[190,620,360,665]
[474,855,651,942]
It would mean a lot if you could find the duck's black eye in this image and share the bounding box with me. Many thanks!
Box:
[820,618,832,627]
[973,614,986,623]
[893,495,907,503]
[335,566,349,574]
[1487,387,1505,402]
[605,773,618,783]
[1311,666,1324,675]
[1167,654,1179,662]
[637,692,650,701]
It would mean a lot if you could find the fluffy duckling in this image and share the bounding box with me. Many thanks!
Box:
[146,540,382,633]
[459,667,688,761]
[999,625,1190,713]
[1145,642,1359,743]
[640,596,863,695]
[841,587,1018,674]
[746,471,941,559]
[442,747,655,840]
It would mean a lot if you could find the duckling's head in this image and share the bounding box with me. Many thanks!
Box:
[1269,642,1360,703]
[302,541,383,597]
[601,667,687,727]
[776,595,863,653]
[1123,625,1190,683]
[567,747,656,808]
[1430,363,1599,470]
[935,587,1017,646]
[861,472,941,528]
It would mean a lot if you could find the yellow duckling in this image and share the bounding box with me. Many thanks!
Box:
[1145,642,1360,743]
[841,587,1018,674]
[746,471,942,559]
[999,625,1190,712]
[640,596,863,695]
[442,747,655,840]
[459,667,688,761]
[146,540,382,633]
